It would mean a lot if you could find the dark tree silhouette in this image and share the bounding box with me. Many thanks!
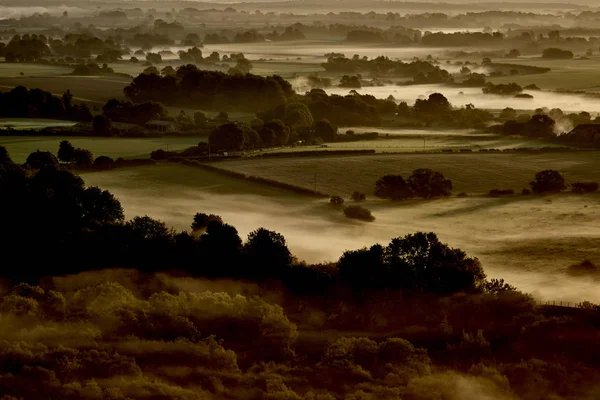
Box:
[530,170,566,193]
[73,149,94,168]
[314,119,337,142]
[58,140,75,163]
[407,169,452,198]
[93,115,112,135]
[374,175,412,200]
[244,228,293,279]
[26,151,58,169]
[191,213,223,232]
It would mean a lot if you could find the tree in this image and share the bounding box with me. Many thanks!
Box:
[73,149,94,168]
[92,115,112,136]
[283,102,314,129]
[407,169,452,198]
[80,186,124,226]
[145,52,162,63]
[128,216,171,240]
[191,213,223,232]
[194,111,209,127]
[261,119,289,146]
[0,146,13,165]
[314,119,337,142]
[413,93,451,115]
[209,122,261,151]
[330,196,344,206]
[351,191,366,202]
[527,114,555,138]
[26,151,58,169]
[340,232,487,293]
[374,175,412,200]
[58,140,75,162]
[529,170,566,193]
[244,228,293,278]
[93,156,116,170]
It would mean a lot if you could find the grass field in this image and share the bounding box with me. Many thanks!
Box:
[0,62,73,77]
[262,131,563,154]
[82,163,600,303]
[214,151,600,196]
[2,136,205,163]
[488,56,600,92]
[0,118,77,130]
[0,76,129,104]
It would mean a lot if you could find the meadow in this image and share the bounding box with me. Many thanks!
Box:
[0,62,72,77]
[0,75,129,104]
[2,136,205,163]
[263,130,565,153]
[488,55,600,93]
[212,150,600,196]
[82,163,600,303]
[0,118,76,130]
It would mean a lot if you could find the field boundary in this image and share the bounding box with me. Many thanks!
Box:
[172,158,331,198]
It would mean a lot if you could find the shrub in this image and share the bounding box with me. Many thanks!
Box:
[351,191,366,202]
[457,192,468,197]
[489,189,514,197]
[571,182,598,194]
[330,196,344,206]
[93,156,115,170]
[344,205,375,222]
[521,188,531,195]
[529,170,566,193]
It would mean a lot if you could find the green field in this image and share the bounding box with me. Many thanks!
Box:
[214,151,600,196]
[0,118,77,130]
[2,136,205,163]
[82,163,600,303]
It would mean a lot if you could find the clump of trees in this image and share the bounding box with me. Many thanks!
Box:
[542,47,574,59]
[529,170,566,193]
[124,64,294,112]
[375,169,452,200]
[0,86,91,122]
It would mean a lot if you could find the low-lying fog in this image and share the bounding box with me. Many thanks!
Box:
[83,165,600,304]
[324,84,600,113]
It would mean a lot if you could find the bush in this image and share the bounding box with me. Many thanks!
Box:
[529,170,566,194]
[93,156,115,170]
[521,188,531,195]
[344,205,375,222]
[330,196,344,206]
[571,182,598,194]
[351,191,366,202]
[489,189,514,197]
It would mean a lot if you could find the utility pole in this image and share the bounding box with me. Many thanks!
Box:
[314,172,317,195]
[208,143,211,160]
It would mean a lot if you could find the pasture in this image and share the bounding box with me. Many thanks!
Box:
[213,151,600,196]
[0,62,72,77]
[0,118,76,130]
[262,131,564,154]
[488,55,600,93]
[2,136,205,163]
[82,163,600,303]
[0,76,129,104]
